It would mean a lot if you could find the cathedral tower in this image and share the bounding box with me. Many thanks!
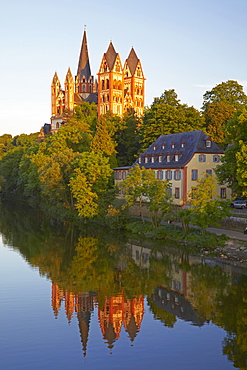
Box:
[123,48,145,117]
[97,42,124,117]
[75,29,94,99]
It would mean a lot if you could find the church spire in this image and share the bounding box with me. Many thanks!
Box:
[77,29,91,79]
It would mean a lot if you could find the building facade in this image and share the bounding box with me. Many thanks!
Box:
[50,31,145,133]
[114,130,232,205]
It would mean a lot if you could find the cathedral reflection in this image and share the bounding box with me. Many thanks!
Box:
[51,283,144,356]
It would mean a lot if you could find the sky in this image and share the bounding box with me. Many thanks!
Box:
[1,0,247,137]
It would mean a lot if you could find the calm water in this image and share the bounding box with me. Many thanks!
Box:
[0,203,247,370]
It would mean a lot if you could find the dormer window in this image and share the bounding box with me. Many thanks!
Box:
[151,155,155,163]
[175,153,179,161]
[181,142,185,148]
[153,145,157,151]
[162,143,165,150]
[138,156,141,164]
[171,143,175,149]
[158,155,162,163]
[145,156,148,163]
[166,154,171,162]
[206,138,212,148]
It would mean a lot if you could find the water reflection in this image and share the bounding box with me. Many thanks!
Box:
[1,201,247,368]
[51,286,144,355]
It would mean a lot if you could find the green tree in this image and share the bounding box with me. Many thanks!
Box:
[115,111,142,166]
[202,80,247,145]
[140,90,205,149]
[202,102,235,145]
[189,174,231,233]
[202,80,247,111]
[67,102,97,134]
[69,152,112,218]
[120,165,172,226]
[215,108,247,196]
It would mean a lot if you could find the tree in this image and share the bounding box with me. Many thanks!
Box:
[140,90,205,149]
[188,174,231,233]
[215,108,247,196]
[201,80,247,144]
[119,165,172,226]
[202,102,235,145]
[202,80,247,111]
[69,152,112,218]
[67,102,97,134]
[115,111,142,167]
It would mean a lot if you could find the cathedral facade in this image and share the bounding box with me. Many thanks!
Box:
[50,30,145,132]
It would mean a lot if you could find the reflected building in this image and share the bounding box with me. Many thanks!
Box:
[51,283,95,356]
[151,287,205,327]
[51,283,144,355]
[98,294,144,351]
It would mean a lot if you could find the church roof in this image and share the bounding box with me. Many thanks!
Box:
[136,130,224,169]
[83,92,98,104]
[77,30,92,80]
[105,42,118,71]
[126,47,139,76]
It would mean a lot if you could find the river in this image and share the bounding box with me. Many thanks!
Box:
[0,202,246,369]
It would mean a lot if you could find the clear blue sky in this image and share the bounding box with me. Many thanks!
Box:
[1,0,247,136]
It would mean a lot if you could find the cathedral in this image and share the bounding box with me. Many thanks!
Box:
[50,30,145,133]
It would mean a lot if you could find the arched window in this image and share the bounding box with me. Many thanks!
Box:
[82,85,86,92]
[102,80,105,90]
[106,79,109,89]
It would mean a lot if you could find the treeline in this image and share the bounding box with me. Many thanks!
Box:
[1,80,247,220]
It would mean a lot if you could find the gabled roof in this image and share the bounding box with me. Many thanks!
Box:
[77,30,92,80]
[125,47,139,76]
[104,42,118,71]
[136,130,224,169]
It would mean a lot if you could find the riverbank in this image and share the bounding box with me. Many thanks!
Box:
[128,204,247,264]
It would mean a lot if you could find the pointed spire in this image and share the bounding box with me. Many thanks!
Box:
[126,47,139,76]
[77,29,91,80]
[105,41,118,71]
[52,72,60,85]
[65,67,74,83]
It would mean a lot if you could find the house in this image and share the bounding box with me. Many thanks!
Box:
[114,130,231,205]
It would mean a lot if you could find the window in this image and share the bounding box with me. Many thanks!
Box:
[122,171,126,180]
[158,155,162,163]
[162,143,165,149]
[198,154,206,162]
[171,143,175,148]
[157,170,164,180]
[213,155,220,163]
[145,156,148,163]
[206,139,212,147]
[138,156,141,164]
[191,169,198,181]
[153,145,157,150]
[220,188,226,199]
[166,154,171,162]
[206,169,212,176]
[151,156,155,163]
[166,170,172,180]
[174,170,181,180]
[181,142,185,148]
[175,153,179,161]
[175,188,180,199]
